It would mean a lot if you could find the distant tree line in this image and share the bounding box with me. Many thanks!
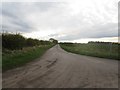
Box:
[59,42,74,46]
[88,41,119,45]
[59,42,74,44]
[60,41,120,46]
[2,33,58,50]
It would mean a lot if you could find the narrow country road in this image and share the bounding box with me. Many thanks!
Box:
[3,45,118,88]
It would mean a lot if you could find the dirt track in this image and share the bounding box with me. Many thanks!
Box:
[3,45,118,88]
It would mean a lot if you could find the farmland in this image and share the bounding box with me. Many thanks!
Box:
[60,42,119,60]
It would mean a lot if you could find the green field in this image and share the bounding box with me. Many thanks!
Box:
[60,43,119,60]
[2,45,54,72]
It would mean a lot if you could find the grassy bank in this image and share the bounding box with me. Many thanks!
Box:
[2,45,54,72]
[60,43,119,60]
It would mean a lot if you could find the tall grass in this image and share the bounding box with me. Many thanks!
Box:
[60,43,119,60]
[2,45,54,72]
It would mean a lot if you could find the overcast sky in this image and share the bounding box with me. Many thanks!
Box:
[1,0,119,43]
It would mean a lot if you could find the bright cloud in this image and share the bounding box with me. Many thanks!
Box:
[1,0,119,43]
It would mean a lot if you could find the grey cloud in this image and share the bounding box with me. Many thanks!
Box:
[2,2,62,33]
[57,23,118,41]
[2,2,34,32]
[48,33,59,37]
[2,10,18,19]
[11,20,32,30]
[1,1,118,41]
[33,2,60,12]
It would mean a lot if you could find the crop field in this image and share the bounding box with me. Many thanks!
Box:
[60,42,119,60]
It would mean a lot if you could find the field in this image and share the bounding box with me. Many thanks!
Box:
[60,43,119,60]
[2,45,54,72]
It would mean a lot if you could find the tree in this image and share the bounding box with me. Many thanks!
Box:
[2,33,26,50]
[49,38,58,44]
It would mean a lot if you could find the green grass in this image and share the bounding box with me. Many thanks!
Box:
[60,43,119,60]
[2,45,54,72]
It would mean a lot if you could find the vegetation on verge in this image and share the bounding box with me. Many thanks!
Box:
[60,42,119,60]
[2,33,57,50]
[3,45,54,72]
[2,33,58,72]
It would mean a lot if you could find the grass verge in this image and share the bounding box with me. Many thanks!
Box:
[60,43,119,60]
[2,45,54,72]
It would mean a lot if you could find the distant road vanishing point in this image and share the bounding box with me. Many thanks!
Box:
[3,45,118,88]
